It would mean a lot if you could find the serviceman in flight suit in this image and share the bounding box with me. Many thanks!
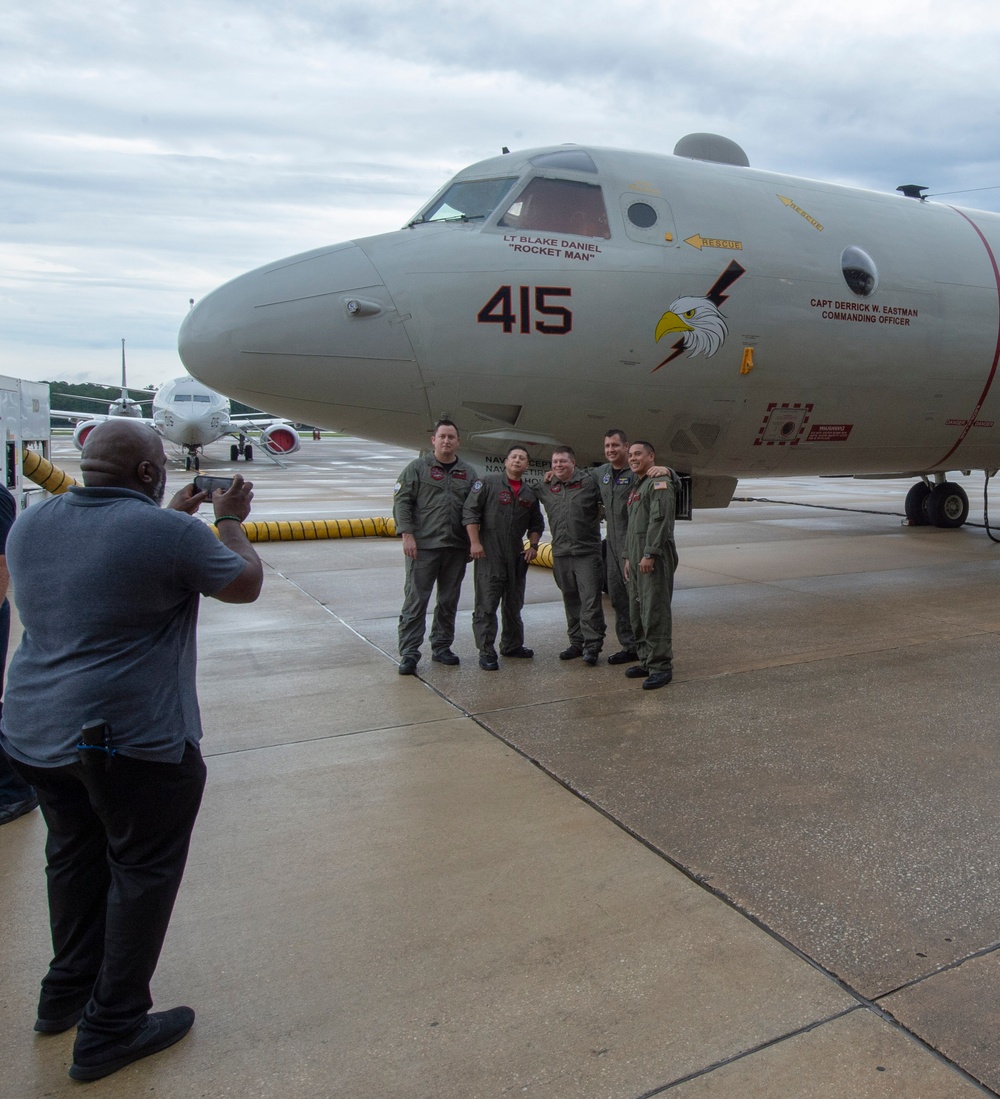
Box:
[393,419,475,675]
[592,428,638,665]
[623,440,678,691]
[540,446,606,664]
[463,445,545,670]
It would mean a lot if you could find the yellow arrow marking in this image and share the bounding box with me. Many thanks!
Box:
[684,234,743,251]
[777,195,823,231]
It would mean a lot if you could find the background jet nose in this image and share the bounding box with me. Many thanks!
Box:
[178,241,426,434]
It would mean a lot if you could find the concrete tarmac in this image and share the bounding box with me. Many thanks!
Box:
[3,437,1000,1096]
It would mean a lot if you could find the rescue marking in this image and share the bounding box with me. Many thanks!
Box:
[684,234,743,252]
[754,402,814,447]
[777,196,824,231]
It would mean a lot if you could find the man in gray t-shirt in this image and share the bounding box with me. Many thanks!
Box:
[1,420,263,1082]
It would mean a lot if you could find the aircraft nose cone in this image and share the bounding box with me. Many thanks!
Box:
[178,241,427,437]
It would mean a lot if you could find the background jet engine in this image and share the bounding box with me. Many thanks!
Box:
[259,422,301,455]
[72,419,102,450]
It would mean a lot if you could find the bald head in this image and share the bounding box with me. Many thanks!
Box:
[81,420,168,502]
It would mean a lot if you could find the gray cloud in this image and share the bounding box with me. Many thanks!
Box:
[4,0,1000,385]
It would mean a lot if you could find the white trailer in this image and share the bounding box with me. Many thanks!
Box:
[0,376,51,510]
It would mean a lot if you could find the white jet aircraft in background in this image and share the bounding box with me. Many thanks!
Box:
[179,132,1000,528]
[56,373,302,470]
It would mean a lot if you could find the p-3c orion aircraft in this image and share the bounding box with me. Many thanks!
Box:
[179,132,1000,528]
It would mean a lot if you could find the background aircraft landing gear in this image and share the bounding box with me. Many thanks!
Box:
[184,453,201,472]
[905,480,969,528]
[904,482,930,525]
[926,481,969,528]
[231,439,254,461]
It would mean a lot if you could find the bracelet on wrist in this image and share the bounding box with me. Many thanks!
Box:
[214,515,244,524]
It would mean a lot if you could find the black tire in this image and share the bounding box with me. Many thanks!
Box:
[185,455,192,471]
[244,444,253,461]
[193,454,201,472]
[925,482,969,528]
[904,482,931,525]
[230,444,240,461]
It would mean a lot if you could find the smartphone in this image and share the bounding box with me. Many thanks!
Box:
[193,475,234,496]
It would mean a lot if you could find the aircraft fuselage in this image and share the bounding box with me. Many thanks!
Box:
[178,141,1000,505]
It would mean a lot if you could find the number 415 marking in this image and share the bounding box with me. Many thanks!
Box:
[477,285,573,335]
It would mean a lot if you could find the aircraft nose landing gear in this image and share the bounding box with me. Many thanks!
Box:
[230,437,254,462]
[904,479,969,528]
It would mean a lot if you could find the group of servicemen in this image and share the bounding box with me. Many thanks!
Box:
[392,420,679,692]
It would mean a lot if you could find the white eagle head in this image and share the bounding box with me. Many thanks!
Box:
[654,295,728,358]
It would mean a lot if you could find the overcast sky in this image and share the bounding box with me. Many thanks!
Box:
[4,0,1000,389]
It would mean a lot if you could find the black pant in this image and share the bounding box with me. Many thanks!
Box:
[11,742,206,1050]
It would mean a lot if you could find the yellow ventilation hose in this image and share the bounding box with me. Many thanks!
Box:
[20,450,555,567]
[21,449,78,494]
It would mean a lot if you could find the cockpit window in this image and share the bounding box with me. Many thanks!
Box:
[172,394,192,402]
[498,178,610,239]
[419,177,518,223]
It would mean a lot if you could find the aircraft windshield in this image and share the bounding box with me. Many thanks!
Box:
[419,177,518,223]
[499,178,610,239]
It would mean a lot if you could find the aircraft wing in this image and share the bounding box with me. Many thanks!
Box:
[53,410,155,426]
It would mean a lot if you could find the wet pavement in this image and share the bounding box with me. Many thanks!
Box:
[2,437,1000,1096]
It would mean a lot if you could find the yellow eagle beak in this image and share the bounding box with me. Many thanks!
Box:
[655,311,693,342]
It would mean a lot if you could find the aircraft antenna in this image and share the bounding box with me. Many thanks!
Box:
[896,185,928,201]
[925,184,1000,198]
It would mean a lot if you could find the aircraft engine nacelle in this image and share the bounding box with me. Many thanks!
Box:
[260,422,301,455]
[73,420,102,451]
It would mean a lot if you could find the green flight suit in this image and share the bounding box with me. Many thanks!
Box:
[393,453,475,661]
[592,462,637,651]
[540,473,606,653]
[462,475,545,659]
[625,473,678,674]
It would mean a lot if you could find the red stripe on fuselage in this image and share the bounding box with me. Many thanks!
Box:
[930,208,1000,468]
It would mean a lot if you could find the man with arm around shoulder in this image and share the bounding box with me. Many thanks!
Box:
[539,446,606,664]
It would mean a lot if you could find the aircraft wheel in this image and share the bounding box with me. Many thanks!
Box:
[904,482,931,525]
[185,456,192,471]
[925,481,969,528]
[244,444,253,461]
[231,444,240,461]
[193,454,201,471]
